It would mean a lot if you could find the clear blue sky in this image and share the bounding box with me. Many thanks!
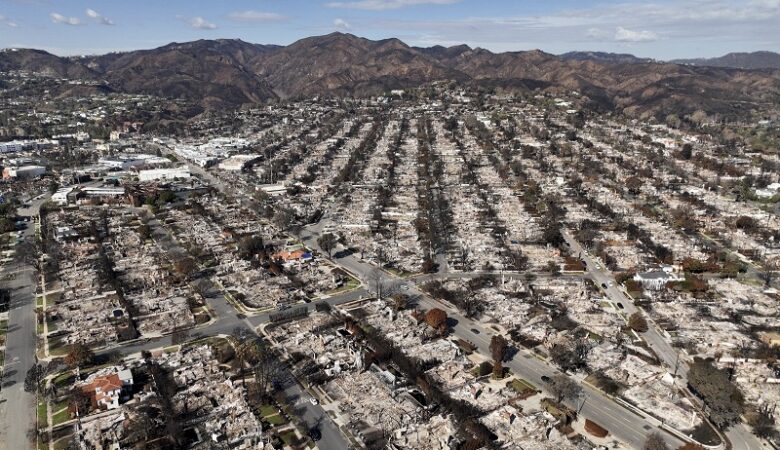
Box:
[0,0,777,59]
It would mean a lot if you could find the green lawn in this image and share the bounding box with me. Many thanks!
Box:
[51,407,70,426]
[258,404,278,417]
[386,267,414,278]
[508,378,536,394]
[53,437,72,450]
[48,336,68,356]
[37,401,48,428]
[325,277,360,295]
[52,399,69,411]
[279,430,300,446]
[52,371,75,390]
[266,414,287,426]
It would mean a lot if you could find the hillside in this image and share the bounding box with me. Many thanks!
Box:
[559,51,653,65]
[2,34,779,119]
[672,51,780,70]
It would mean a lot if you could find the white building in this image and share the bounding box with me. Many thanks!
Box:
[633,266,684,290]
[81,186,126,200]
[138,166,191,182]
[2,165,46,180]
[98,154,170,170]
[52,187,76,205]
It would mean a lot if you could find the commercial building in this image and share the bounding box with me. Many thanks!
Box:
[2,165,46,180]
[138,166,191,182]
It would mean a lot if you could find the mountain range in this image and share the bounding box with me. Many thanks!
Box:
[2,33,779,119]
[559,51,654,65]
[671,51,780,70]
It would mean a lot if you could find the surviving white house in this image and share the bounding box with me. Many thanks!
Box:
[633,266,684,290]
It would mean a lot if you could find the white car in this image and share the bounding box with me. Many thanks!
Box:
[309,397,319,405]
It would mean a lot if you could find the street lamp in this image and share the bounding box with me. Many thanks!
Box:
[577,392,586,414]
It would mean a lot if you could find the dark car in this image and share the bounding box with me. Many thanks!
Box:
[470,328,480,335]
[601,283,607,289]
[616,302,624,310]
[541,375,551,383]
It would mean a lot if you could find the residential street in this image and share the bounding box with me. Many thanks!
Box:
[0,196,48,450]
[299,218,689,449]
[561,230,767,450]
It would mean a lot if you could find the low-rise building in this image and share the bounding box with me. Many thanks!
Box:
[2,165,46,180]
[138,166,191,182]
[80,368,133,410]
[633,266,684,290]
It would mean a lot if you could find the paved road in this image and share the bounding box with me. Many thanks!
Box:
[282,379,352,450]
[0,195,49,450]
[561,230,767,450]
[299,218,686,449]
[561,230,684,376]
[96,286,368,359]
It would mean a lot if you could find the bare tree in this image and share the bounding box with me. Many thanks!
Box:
[272,207,295,231]
[250,351,290,402]
[368,267,389,300]
[546,374,582,404]
[643,432,670,450]
[490,335,508,364]
[24,362,49,396]
[64,343,95,368]
[628,312,649,333]
[68,386,92,418]
[15,238,42,271]
[317,233,337,257]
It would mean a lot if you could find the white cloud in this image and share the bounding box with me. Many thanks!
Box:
[86,8,115,26]
[0,14,14,27]
[183,16,217,30]
[333,18,351,30]
[586,28,609,39]
[227,10,287,22]
[326,0,459,11]
[50,12,83,26]
[614,27,658,42]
